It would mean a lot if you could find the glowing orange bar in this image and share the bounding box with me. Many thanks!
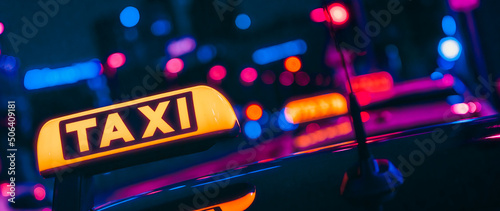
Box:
[36,85,239,177]
[294,120,352,149]
[351,71,393,93]
[193,191,256,211]
[284,93,348,124]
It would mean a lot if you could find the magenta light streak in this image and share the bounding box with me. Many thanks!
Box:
[448,0,479,12]
[167,37,196,57]
[485,134,500,140]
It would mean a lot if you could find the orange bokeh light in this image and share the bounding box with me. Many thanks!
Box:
[246,104,263,120]
[284,56,302,72]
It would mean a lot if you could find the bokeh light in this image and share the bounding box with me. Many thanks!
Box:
[430,72,444,80]
[284,56,302,72]
[246,104,263,120]
[261,70,276,85]
[34,184,46,201]
[451,103,469,115]
[208,65,227,81]
[235,14,251,30]
[120,6,140,27]
[438,37,462,61]
[437,57,455,70]
[295,71,310,86]
[165,58,184,73]
[244,121,262,139]
[107,53,126,68]
[1,183,8,197]
[0,22,4,35]
[151,19,171,36]
[310,8,326,22]
[468,102,477,113]
[306,123,320,133]
[197,45,217,63]
[279,71,294,86]
[240,67,258,83]
[278,109,298,131]
[442,16,456,36]
[328,3,349,25]
[360,111,370,122]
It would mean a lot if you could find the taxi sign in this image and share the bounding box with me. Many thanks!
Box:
[36,85,239,177]
[284,93,348,124]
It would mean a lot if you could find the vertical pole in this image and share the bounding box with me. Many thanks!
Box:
[464,11,498,108]
[52,174,94,211]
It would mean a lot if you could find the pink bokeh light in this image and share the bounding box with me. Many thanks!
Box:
[208,65,227,81]
[107,53,126,69]
[240,67,258,83]
[165,58,184,73]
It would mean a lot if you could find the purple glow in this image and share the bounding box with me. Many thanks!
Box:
[167,37,196,57]
[448,0,479,12]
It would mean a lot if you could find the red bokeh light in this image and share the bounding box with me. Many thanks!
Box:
[360,111,370,122]
[165,58,184,73]
[208,65,227,81]
[240,67,258,83]
[279,71,294,86]
[107,53,126,69]
[328,3,349,25]
[355,91,372,106]
[310,8,326,22]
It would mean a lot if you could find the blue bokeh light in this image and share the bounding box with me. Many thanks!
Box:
[278,110,298,131]
[258,110,270,125]
[197,45,217,63]
[453,79,467,94]
[24,59,101,90]
[120,6,140,28]
[446,95,464,105]
[252,39,307,65]
[151,19,171,36]
[437,57,455,70]
[235,14,251,30]
[244,121,262,139]
[442,16,457,36]
[430,72,444,80]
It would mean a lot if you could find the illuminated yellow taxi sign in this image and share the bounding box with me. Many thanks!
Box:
[284,93,348,124]
[36,86,239,177]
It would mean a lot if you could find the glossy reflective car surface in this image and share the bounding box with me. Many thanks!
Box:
[95,116,500,210]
